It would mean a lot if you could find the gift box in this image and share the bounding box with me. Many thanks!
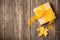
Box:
[33,2,56,25]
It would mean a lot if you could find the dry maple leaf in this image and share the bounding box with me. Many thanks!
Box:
[36,27,48,37]
[48,24,55,30]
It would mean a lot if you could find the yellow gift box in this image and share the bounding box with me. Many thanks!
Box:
[34,2,56,25]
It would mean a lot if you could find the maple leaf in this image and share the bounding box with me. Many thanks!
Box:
[36,27,48,37]
[48,24,55,30]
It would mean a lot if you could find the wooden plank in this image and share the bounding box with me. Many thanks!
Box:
[55,0,60,40]
[19,0,31,40]
[0,0,4,40]
[4,0,19,40]
[31,0,56,40]
[4,0,30,40]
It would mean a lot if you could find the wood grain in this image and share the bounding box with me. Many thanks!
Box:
[20,0,31,40]
[55,0,60,40]
[0,0,60,40]
[0,0,4,40]
[4,0,19,40]
[4,0,31,40]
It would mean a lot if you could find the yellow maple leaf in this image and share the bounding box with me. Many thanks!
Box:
[36,27,48,37]
[48,24,55,30]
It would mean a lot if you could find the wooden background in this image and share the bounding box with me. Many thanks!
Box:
[0,0,60,40]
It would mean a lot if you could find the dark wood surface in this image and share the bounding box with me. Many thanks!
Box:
[0,0,60,40]
[0,0,4,40]
[31,0,56,40]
